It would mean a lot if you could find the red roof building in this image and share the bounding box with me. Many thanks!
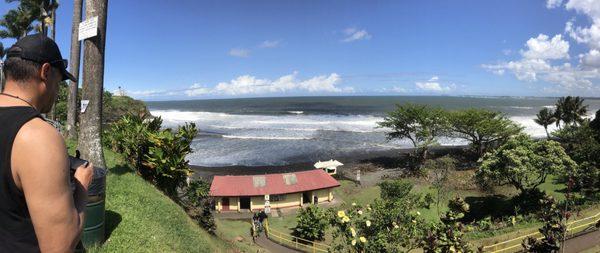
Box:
[210,169,340,212]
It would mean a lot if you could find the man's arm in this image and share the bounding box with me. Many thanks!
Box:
[12,118,89,252]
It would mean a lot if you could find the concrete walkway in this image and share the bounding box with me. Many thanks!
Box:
[563,229,600,253]
[255,233,302,253]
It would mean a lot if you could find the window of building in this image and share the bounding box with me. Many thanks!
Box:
[271,194,286,202]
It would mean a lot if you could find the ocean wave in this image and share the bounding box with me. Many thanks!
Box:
[221,135,313,140]
[287,111,304,114]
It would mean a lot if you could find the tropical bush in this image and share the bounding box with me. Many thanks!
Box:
[422,197,473,253]
[181,180,216,234]
[292,205,328,241]
[328,180,428,252]
[142,122,197,198]
[522,195,565,253]
[105,114,197,199]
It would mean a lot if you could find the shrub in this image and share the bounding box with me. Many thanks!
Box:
[292,205,328,241]
[142,123,197,198]
[422,197,473,253]
[522,196,565,253]
[181,180,216,234]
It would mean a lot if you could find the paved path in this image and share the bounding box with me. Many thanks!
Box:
[255,233,302,253]
[563,229,600,253]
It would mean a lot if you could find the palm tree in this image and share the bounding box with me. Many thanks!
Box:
[555,96,588,127]
[66,0,82,139]
[78,0,108,169]
[0,7,34,39]
[7,0,54,36]
[534,108,556,138]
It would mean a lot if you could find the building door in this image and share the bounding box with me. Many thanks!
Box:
[222,197,230,211]
[240,197,251,210]
[302,191,311,204]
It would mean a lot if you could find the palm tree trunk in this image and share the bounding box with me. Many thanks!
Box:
[66,0,83,139]
[47,3,57,121]
[78,0,108,169]
[545,126,549,139]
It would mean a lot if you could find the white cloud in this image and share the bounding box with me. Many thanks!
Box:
[565,0,600,20]
[391,86,408,93]
[521,34,570,60]
[259,40,281,48]
[229,48,250,57]
[415,76,453,92]
[483,0,600,95]
[341,27,372,42]
[581,49,600,67]
[202,72,353,96]
[546,0,564,8]
[185,84,211,96]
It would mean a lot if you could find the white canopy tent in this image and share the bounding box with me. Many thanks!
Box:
[314,159,343,175]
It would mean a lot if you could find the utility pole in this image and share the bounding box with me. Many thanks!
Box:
[78,0,108,169]
[66,0,83,139]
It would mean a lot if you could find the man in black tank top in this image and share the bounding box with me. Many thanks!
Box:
[0,34,94,252]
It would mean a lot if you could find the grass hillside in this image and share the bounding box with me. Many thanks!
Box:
[66,142,233,252]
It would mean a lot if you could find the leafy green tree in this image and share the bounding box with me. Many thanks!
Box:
[448,108,522,158]
[476,134,576,195]
[534,108,556,138]
[422,197,473,253]
[378,103,449,164]
[522,196,565,253]
[590,109,600,138]
[292,205,328,241]
[554,96,588,128]
[0,6,34,39]
[422,156,456,216]
[553,123,600,198]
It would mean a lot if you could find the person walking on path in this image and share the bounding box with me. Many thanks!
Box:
[0,34,94,252]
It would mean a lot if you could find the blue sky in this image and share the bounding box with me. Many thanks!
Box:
[2,0,600,100]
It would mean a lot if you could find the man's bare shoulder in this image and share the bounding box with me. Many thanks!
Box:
[16,118,65,147]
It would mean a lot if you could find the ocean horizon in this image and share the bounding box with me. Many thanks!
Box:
[146,96,600,167]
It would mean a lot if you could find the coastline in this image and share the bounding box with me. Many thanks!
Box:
[190,144,469,180]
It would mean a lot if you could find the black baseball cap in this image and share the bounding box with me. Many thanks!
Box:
[6,33,77,82]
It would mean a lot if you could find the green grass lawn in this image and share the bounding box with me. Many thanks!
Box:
[65,142,233,252]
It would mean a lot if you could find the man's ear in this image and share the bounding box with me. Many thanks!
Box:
[39,63,52,82]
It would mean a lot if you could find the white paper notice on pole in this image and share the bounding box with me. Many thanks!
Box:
[81,100,90,113]
[78,16,98,41]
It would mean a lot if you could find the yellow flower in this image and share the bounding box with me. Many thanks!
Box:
[342,216,350,223]
[357,210,363,215]
[366,220,371,227]
[352,202,357,206]
[350,228,356,237]
[351,239,356,246]
[416,211,421,216]
[412,220,417,223]
[394,224,399,229]
[359,236,367,243]
[337,210,346,218]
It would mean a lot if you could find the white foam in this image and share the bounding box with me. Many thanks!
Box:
[287,111,304,114]
[222,135,313,140]
[151,110,385,134]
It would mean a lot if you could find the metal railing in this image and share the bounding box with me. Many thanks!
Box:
[481,211,600,253]
[264,219,331,253]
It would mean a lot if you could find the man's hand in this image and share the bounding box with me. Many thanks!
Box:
[74,162,94,191]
